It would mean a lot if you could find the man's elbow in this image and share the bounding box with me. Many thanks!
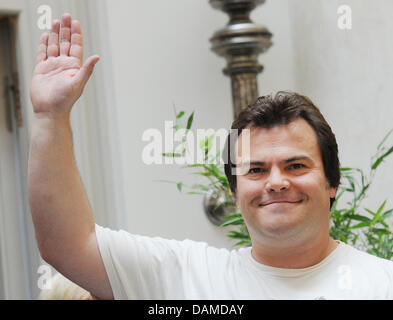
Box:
[37,237,58,267]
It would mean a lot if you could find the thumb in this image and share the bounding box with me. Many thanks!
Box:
[74,55,100,89]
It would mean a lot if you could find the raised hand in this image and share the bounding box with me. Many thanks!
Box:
[30,13,99,119]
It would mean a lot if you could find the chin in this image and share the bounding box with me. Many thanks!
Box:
[262,224,302,239]
[253,213,307,240]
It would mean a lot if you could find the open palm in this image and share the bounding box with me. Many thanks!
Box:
[30,13,99,118]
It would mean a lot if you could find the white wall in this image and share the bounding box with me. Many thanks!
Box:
[255,0,296,95]
[289,0,393,217]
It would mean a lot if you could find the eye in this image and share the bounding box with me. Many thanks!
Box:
[248,167,265,174]
[288,163,305,170]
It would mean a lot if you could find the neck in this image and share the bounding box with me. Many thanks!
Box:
[250,234,339,269]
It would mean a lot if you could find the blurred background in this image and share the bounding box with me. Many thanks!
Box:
[0,0,392,299]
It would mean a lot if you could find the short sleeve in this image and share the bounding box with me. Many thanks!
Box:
[94,224,208,300]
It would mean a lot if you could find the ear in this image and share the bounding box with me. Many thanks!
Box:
[329,186,337,199]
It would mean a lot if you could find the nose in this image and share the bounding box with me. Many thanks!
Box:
[265,166,290,192]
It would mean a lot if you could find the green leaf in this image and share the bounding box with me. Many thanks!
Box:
[340,167,354,171]
[367,235,379,245]
[228,231,250,239]
[222,213,242,221]
[371,146,393,170]
[186,191,206,195]
[354,183,370,202]
[209,164,227,181]
[339,233,348,242]
[368,248,379,256]
[353,234,359,245]
[348,214,371,223]
[330,208,343,219]
[191,184,210,191]
[162,152,182,157]
[364,208,375,216]
[220,216,245,227]
[188,163,229,189]
[370,200,387,226]
[199,138,205,150]
[186,111,194,130]
[176,182,182,192]
[382,208,393,220]
[207,134,215,149]
[370,228,391,236]
[176,111,185,119]
[377,128,393,150]
[351,221,370,229]
[183,164,206,168]
[344,175,355,189]
[234,240,252,247]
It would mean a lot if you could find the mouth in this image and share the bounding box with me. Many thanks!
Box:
[259,200,303,207]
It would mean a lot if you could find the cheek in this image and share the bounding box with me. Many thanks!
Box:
[291,175,316,188]
[292,174,329,198]
[236,178,264,203]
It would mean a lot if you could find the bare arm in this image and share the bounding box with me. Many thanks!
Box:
[28,13,113,299]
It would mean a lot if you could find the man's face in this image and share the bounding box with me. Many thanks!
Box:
[235,118,337,244]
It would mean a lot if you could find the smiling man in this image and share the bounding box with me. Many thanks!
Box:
[230,96,339,270]
[29,14,393,300]
[222,93,393,299]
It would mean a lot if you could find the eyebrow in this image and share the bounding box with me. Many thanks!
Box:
[238,156,313,168]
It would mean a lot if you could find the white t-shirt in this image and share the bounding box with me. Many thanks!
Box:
[95,224,393,300]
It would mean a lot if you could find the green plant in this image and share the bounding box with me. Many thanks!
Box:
[329,128,393,260]
[162,111,393,260]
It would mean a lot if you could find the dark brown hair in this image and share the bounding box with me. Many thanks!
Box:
[223,91,340,209]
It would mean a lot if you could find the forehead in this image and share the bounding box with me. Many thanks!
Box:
[236,118,321,162]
